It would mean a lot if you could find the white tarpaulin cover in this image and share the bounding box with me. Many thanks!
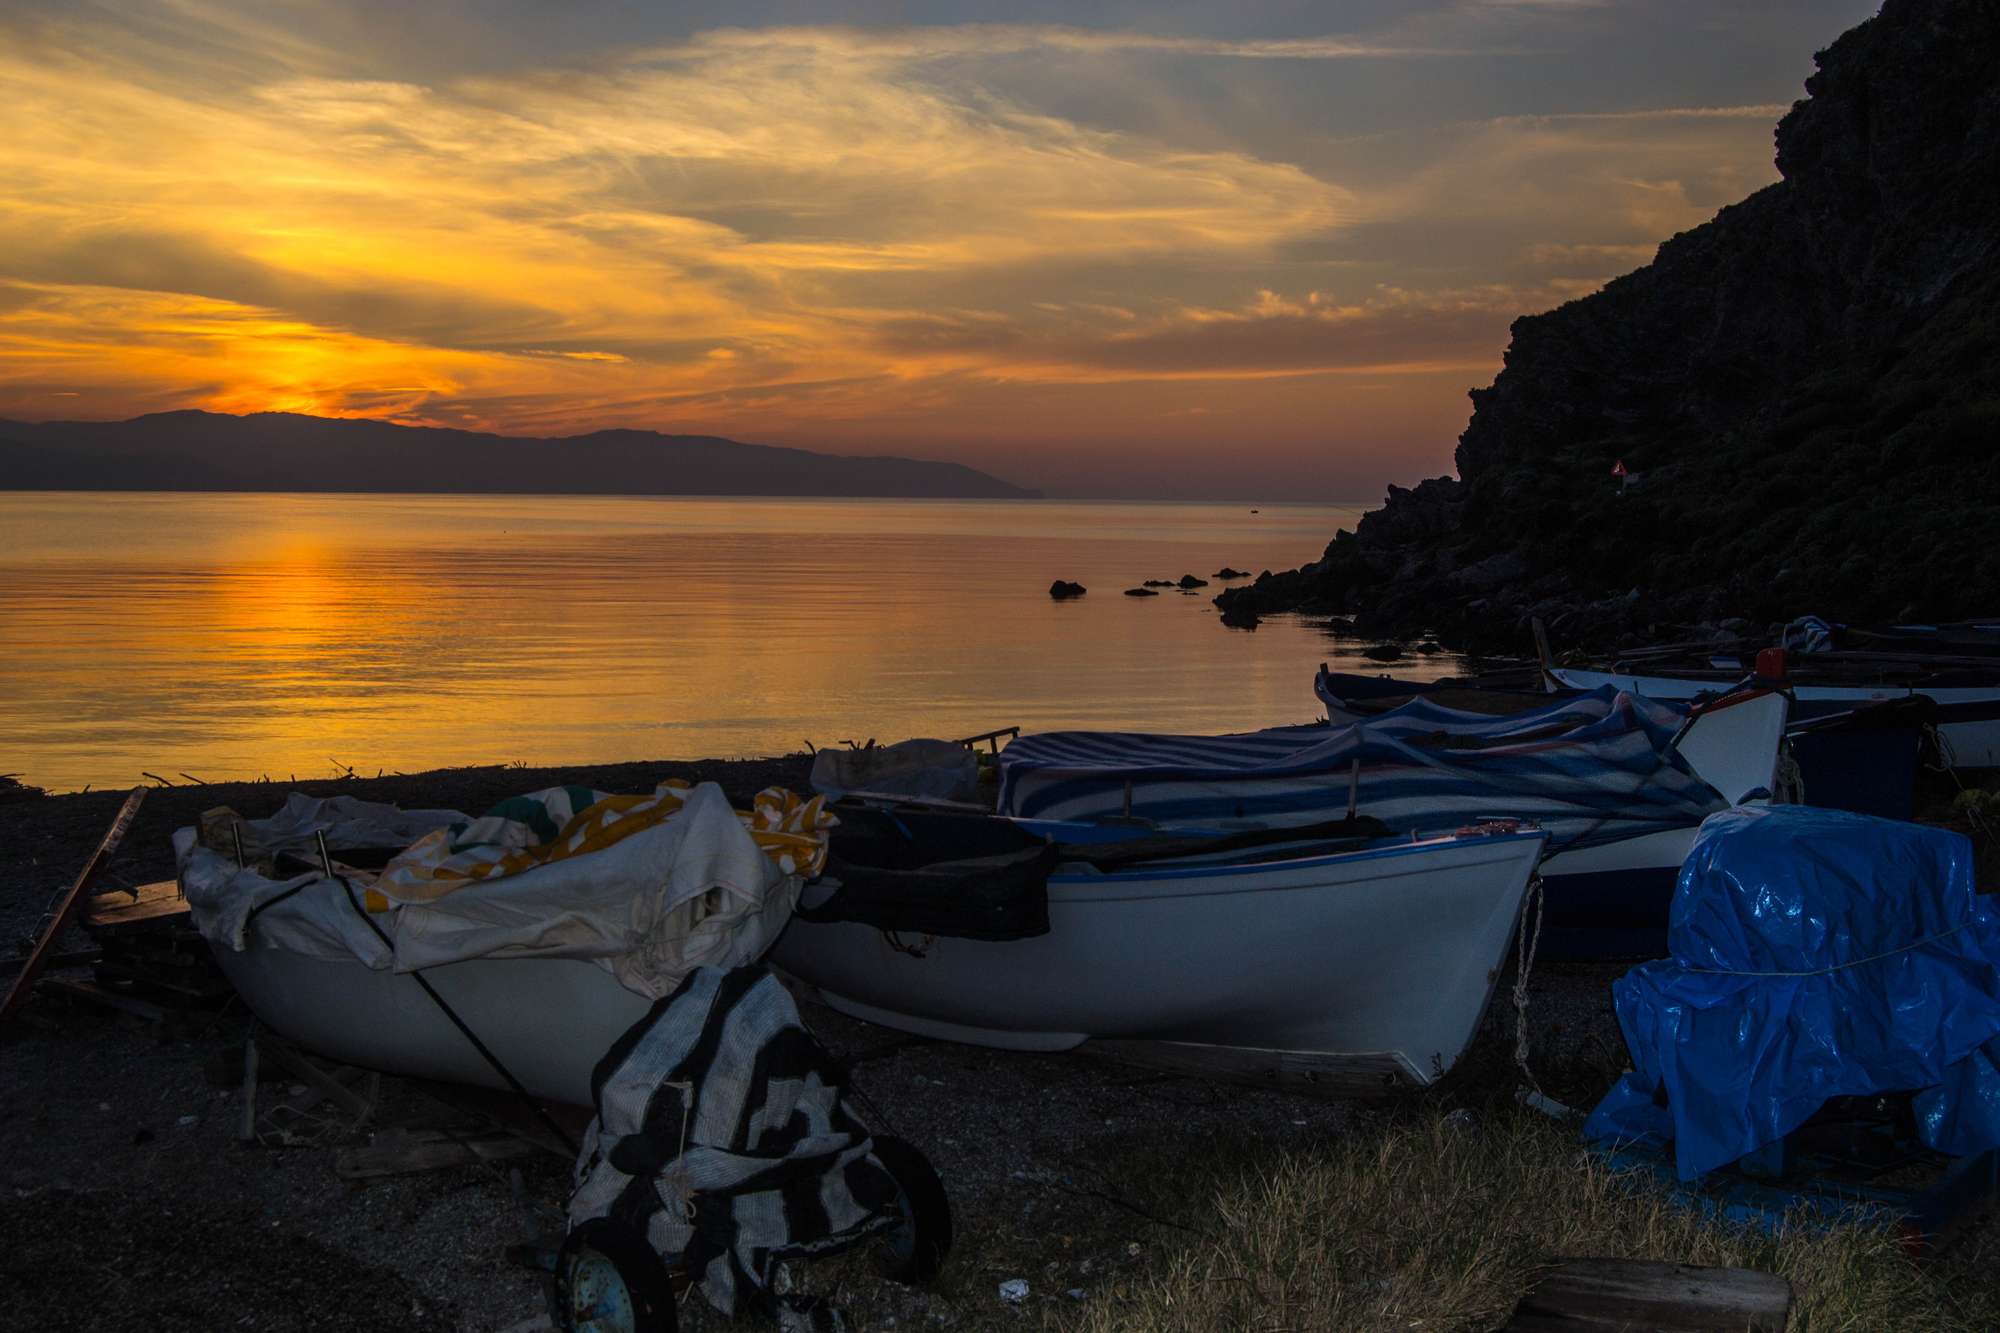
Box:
[179,782,830,999]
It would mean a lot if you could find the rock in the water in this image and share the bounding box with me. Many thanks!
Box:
[1219,606,1259,628]
[1049,580,1086,599]
[1178,574,1209,589]
[1125,587,1161,597]
[1362,644,1403,662]
[1142,579,1175,588]
[1214,567,1248,579]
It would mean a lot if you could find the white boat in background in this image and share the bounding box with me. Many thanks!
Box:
[1549,665,2000,767]
[772,823,1547,1093]
[1533,687,1786,953]
[1309,676,1788,956]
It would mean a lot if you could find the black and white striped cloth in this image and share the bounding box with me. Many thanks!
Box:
[997,685,1724,851]
[568,966,902,1324]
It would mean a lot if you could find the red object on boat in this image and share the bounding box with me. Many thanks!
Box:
[1756,647,1788,680]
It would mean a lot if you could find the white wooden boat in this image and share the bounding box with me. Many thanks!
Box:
[1533,688,1785,952]
[189,780,805,1107]
[770,824,1547,1093]
[1551,666,2000,767]
[212,946,652,1106]
[1312,677,1786,956]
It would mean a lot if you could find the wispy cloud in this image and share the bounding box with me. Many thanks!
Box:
[0,6,1800,494]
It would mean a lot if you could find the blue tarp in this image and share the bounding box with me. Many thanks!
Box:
[1584,804,2000,1179]
[997,686,1724,853]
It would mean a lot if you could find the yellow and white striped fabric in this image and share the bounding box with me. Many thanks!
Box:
[374,781,836,907]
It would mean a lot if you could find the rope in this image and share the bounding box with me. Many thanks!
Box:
[1512,875,1545,1096]
[334,874,579,1156]
[1685,921,1974,976]
[656,1078,699,1222]
[1925,721,1960,774]
[1773,739,1805,805]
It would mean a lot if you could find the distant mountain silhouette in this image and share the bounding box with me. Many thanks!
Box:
[0,411,1042,499]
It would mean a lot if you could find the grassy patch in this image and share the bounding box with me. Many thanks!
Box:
[1057,1111,1997,1333]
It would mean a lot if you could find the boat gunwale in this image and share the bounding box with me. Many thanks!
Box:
[1029,825,1547,887]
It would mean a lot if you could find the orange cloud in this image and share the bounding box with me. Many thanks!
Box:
[0,11,1790,495]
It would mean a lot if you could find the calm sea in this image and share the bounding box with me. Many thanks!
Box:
[0,493,1461,792]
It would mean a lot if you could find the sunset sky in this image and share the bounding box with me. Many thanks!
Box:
[1,0,1878,498]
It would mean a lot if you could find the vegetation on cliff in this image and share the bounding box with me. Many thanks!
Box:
[1220,0,2000,653]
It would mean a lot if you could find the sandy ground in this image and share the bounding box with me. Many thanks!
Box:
[0,761,1632,1333]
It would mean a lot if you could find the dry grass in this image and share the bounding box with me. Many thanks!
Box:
[1056,1110,1997,1333]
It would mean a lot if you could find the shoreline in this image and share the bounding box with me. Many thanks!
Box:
[1,748,1620,1332]
[11,753,1968,1328]
[1,753,819,944]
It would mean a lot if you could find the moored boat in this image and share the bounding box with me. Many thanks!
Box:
[1546,663,2000,766]
[185,780,824,1106]
[772,819,1548,1092]
[212,949,652,1105]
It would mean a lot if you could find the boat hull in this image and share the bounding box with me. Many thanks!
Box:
[770,831,1546,1088]
[209,945,653,1106]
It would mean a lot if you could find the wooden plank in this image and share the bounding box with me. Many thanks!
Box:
[407,1077,593,1159]
[83,881,190,936]
[38,975,172,1023]
[0,788,146,1030]
[91,953,234,998]
[238,1037,262,1142]
[335,1126,536,1180]
[252,1034,376,1121]
[0,949,100,982]
[1079,1038,1423,1096]
[252,1064,375,1145]
[1502,1258,1791,1333]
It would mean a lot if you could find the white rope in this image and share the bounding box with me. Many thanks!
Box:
[1685,922,1973,976]
[1925,721,1959,773]
[657,1078,699,1221]
[1512,875,1546,1096]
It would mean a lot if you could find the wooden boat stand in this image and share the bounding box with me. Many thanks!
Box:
[1493,1258,1792,1332]
[227,1023,594,1177]
[1596,1095,2000,1265]
[0,788,148,1030]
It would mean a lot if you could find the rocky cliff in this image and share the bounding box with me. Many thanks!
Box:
[1219,0,2000,652]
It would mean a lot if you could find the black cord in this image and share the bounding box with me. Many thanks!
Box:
[797,1006,903,1140]
[335,875,579,1157]
[244,880,312,926]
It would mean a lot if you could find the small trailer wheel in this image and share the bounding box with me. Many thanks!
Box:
[870,1135,953,1283]
[554,1218,678,1333]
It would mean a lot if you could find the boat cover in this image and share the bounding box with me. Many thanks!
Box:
[798,805,1060,940]
[1583,805,2000,1179]
[571,966,901,1324]
[192,792,466,866]
[180,782,833,999]
[997,686,1723,853]
[809,738,980,803]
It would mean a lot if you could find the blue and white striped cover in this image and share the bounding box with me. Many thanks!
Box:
[1317,682,1691,740]
[997,687,1722,853]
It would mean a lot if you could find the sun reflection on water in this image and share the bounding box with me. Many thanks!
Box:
[0,493,1457,792]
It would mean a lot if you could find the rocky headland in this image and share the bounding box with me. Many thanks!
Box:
[1218,0,2000,655]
